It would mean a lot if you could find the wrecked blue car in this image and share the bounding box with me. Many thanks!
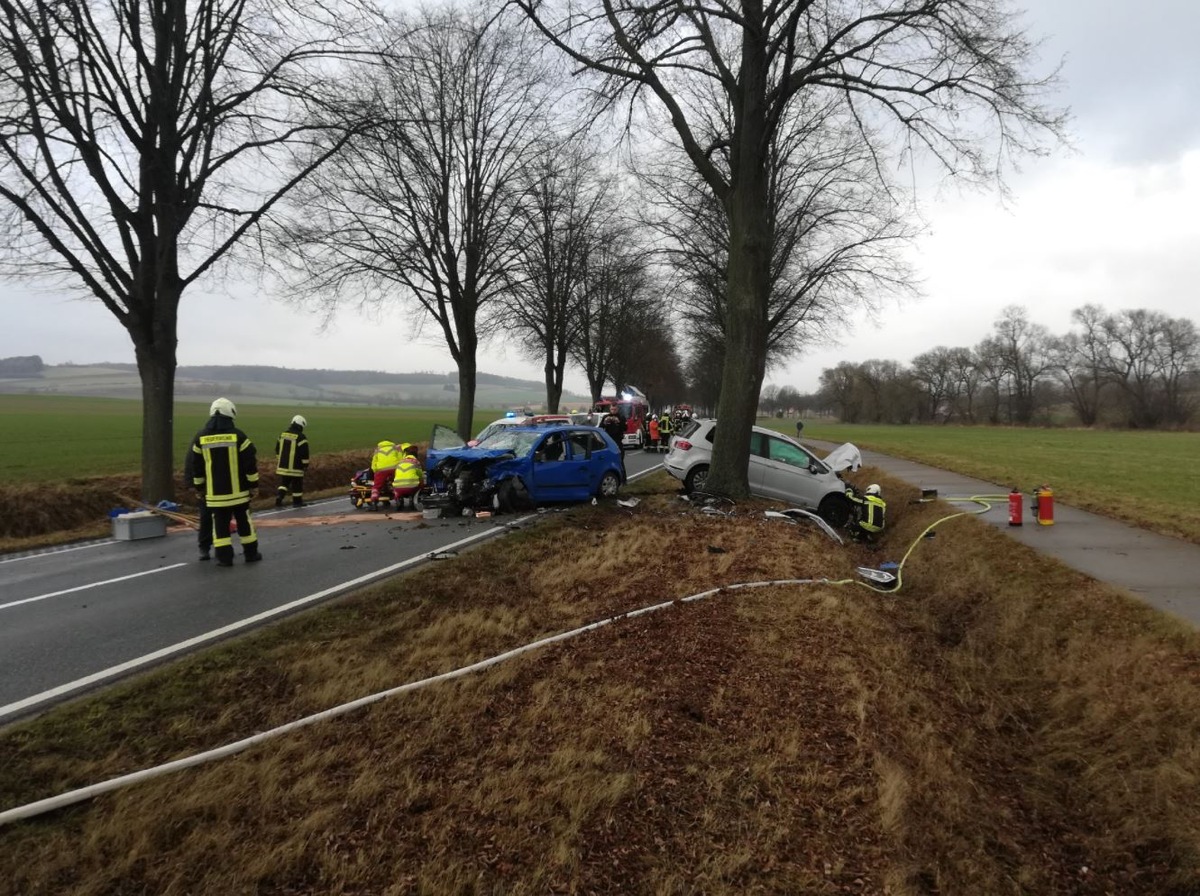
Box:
[423,424,624,515]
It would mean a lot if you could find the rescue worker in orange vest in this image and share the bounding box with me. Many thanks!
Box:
[369,439,401,508]
[274,414,310,508]
[391,443,424,510]
[648,415,660,451]
[186,397,262,566]
[846,483,886,542]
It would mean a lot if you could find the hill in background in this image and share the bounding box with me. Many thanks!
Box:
[0,359,591,411]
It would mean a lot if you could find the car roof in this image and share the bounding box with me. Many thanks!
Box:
[690,418,802,439]
[491,423,600,435]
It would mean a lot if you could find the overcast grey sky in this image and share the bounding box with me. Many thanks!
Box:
[2,0,1197,397]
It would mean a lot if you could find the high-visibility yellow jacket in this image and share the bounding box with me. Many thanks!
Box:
[393,456,423,489]
[275,424,309,478]
[848,490,886,533]
[370,441,401,473]
[186,414,259,508]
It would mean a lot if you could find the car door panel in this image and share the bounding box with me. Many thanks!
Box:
[531,432,589,501]
[747,431,771,497]
[761,436,822,508]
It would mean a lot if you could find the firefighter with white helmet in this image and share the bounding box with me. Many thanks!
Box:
[275,414,310,508]
[185,397,262,566]
[846,482,886,542]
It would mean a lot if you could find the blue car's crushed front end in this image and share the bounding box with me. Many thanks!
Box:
[423,438,524,513]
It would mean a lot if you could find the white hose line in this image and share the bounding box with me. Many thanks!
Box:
[0,576,824,828]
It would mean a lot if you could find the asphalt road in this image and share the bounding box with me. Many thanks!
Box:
[0,450,665,726]
[805,438,1200,627]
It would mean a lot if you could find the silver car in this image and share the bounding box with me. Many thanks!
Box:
[664,418,853,525]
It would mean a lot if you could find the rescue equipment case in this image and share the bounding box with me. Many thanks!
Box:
[112,511,168,541]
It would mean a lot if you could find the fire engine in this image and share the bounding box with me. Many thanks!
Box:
[591,386,650,449]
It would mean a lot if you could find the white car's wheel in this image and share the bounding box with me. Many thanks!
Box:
[684,465,709,494]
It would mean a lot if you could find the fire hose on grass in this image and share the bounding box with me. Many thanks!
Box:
[0,493,1016,828]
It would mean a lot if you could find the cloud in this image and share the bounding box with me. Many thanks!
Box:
[778,149,1200,392]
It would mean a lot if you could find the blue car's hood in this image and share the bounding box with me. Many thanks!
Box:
[426,446,515,468]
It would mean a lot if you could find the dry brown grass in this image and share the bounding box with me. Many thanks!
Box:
[3,472,1200,894]
[0,450,366,544]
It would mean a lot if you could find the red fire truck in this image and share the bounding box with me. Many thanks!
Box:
[591,387,650,449]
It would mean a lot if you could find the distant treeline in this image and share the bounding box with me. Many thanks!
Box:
[813,304,1199,428]
[81,363,547,391]
[0,355,44,377]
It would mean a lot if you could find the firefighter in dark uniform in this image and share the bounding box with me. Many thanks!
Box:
[657,412,673,452]
[846,483,886,542]
[275,414,310,507]
[600,411,627,483]
[188,397,262,566]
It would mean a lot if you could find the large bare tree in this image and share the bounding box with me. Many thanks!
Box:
[648,96,916,385]
[515,0,1066,497]
[0,0,374,499]
[275,3,550,439]
[569,219,656,403]
[504,138,609,413]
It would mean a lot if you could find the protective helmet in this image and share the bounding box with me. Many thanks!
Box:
[865,484,882,496]
[210,397,237,419]
[291,415,307,428]
[398,442,413,455]
[377,439,394,448]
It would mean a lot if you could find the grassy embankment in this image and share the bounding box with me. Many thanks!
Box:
[760,419,1200,545]
[3,471,1200,894]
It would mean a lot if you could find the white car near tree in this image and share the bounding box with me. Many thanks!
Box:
[664,419,861,526]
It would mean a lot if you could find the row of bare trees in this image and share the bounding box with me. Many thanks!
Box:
[1,0,1066,501]
[815,305,1200,427]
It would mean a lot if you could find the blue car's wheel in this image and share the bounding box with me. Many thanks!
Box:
[597,470,620,498]
[498,477,533,513]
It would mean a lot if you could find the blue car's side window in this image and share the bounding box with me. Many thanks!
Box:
[538,433,567,462]
[568,432,593,459]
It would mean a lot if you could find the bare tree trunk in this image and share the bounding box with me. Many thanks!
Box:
[705,170,770,498]
[702,27,769,499]
[456,347,477,441]
[133,332,178,503]
[544,357,564,413]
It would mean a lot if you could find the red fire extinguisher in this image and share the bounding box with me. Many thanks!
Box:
[1008,487,1023,526]
[1035,484,1054,526]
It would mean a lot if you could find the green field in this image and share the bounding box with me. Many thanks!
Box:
[759,418,1200,543]
[0,395,505,482]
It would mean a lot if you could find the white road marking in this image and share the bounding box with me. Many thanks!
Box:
[0,473,665,722]
[0,563,188,611]
[0,523,515,722]
[0,539,117,565]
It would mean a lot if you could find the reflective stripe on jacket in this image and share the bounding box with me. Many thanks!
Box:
[859,494,888,530]
[188,417,259,508]
[393,458,422,488]
[275,428,309,478]
[371,442,400,473]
